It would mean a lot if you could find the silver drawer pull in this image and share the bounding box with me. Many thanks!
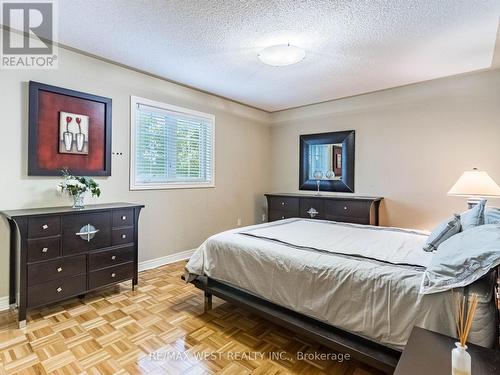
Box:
[42,224,49,230]
[121,216,127,220]
[281,202,285,206]
[75,229,100,236]
[111,273,116,278]
[344,206,348,210]
[307,208,319,218]
[111,255,116,260]
[76,224,100,242]
[56,287,62,293]
[281,216,285,219]
[121,234,127,239]
[42,247,48,253]
[57,267,62,273]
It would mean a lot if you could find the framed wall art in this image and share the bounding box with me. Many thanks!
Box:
[28,81,112,176]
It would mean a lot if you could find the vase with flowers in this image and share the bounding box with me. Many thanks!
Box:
[57,170,101,209]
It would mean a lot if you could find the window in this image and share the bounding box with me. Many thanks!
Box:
[130,96,215,190]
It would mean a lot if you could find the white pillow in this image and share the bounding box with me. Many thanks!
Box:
[460,199,486,231]
[422,214,461,252]
[485,207,500,224]
[420,224,500,294]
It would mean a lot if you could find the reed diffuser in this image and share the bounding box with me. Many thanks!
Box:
[452,293,478,375]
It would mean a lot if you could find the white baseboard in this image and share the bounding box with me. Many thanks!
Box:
[138,248,195,272]
[0,249,196,311]
[0,296,9,312]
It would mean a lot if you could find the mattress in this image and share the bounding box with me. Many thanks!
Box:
[185,218,496,350]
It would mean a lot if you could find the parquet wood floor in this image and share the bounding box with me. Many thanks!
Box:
[0,261,384,375]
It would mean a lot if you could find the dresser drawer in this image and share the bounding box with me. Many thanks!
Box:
[27,255,86,286]
[27,237,60,262]
[299,199,325,219]
[268,197,299,213]
[324,200,370,219]
[89,262,134,290]
[112,227,134,246]
[112,209,134,228]
[27,275,86,308]
[269,210,297,222]
[28,216,61,238]
[89,246,134,271]
[62,212,112,255]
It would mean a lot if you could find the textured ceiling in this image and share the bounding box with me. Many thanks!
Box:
[56,0,500,112]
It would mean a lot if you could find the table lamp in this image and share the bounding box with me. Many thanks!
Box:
[447,168,500,208]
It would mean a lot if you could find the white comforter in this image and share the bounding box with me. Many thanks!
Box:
[185,219,495,349]
[240,219,433,267]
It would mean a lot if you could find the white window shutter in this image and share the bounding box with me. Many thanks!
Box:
[131,97,215,190]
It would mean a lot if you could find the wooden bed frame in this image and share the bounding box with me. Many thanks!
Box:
[187,267,500,374]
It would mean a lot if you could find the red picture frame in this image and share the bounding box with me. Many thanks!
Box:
[28,81,112,176]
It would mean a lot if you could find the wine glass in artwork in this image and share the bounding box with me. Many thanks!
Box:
[75,117,86,152]
[63,116,73,152]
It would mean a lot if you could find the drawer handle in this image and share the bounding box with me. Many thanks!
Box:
[111,255,116,260]
[42,224,49,230]
[42,247,48,253]
[344,206,348,210]
[56,287,62,293]
[76,224,100,242]
[281,202,285,206]
[307,208,319,218]
[57,267,62,273]
[122,216,127,220]
[281,216,285,219]
[111,273,116,278]
[121,234,127,239]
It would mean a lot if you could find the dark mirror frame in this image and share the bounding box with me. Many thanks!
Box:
[299,130,355,193]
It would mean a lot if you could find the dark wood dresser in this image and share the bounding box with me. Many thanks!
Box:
[1,203,144,327]
[265,194,383,225]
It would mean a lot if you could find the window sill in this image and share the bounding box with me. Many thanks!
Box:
[130,183,216,191]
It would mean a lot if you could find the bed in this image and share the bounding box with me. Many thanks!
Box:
[184,218,499,372]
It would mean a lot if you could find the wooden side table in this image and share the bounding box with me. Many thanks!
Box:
[394,327,500,375]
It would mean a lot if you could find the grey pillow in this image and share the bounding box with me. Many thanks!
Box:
[420,224,500,294]
[460,200,486,231]
[423,214,461,252]
[485,207,500,224]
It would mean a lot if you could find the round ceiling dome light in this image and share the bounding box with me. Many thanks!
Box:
[258,44,306,67]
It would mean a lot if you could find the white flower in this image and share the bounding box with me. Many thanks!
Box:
[56,184,64,194]
[65,179,80,186]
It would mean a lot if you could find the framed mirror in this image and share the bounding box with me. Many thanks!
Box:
[299,130,355,193]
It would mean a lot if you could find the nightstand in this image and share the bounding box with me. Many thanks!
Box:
[394,327,500,375]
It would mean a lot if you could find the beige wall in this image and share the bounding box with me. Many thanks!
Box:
[1,46,499,301]
[0,48,271,298]
[269,69,500,230]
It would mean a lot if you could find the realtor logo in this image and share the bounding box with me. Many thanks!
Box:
[1,0,58,69]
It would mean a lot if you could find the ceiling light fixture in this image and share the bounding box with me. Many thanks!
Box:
[258,44,306,67]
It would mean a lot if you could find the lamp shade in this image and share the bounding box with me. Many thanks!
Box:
[447,169,500,197]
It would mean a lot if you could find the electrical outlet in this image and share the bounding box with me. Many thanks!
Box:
[237,218,242,226]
